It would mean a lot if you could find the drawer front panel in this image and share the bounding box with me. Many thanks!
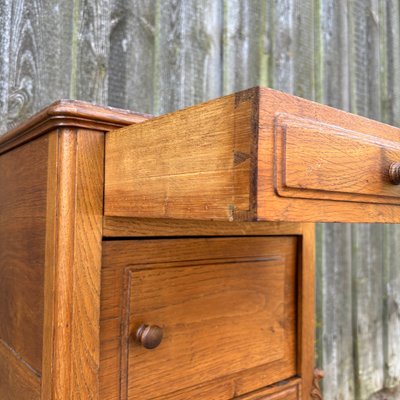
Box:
[100,237,298,400]
[106,87,400,223]
[275,113,400,204]
[237,378,301,399]
[260,386,298,400]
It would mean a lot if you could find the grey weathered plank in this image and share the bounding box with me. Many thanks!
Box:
[108,0,156,113]
[349,1,385,398]
[316,223,355,400]
[382,225,400,390]
[380,0,400,392]
[317,1,355,398]
[0,0,77,135]
[268,0,315,99]
[73,0,111,103]
[291,0,315,99]
[38,0,74,106]
[223,0,268,93]
[3,0,43,130]
[154,0,222,114]
[352,224,384,399]
[0,0,12,134]
[269,0,294,93]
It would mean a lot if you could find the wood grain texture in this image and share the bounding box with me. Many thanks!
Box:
[379,0,400,393]
[0,99,149,154]
[383,225,400,389]
[0,135,49,374]
[3,0,42,132]
[236,377,300,399]
[2,1,400,398]
[316,1,354,397]
[0,340,40,400]
[352,224,384,399]
[257,86,400,223]
[0,0,12,134]
[298,223,315,400]
[269,0,316,100]
[223,0,268,93]
[154,0,222,115]
[73,0,110,103]
[103,217,305,237]
[0,0,76,135]
[275,113,400,203]
[105,89,258,221]
[106,86,400,223]
[41,128,105,400]
[108,0,156,113]
[100,237,298,400]
[348,2,385,398]
[316,223,354,400]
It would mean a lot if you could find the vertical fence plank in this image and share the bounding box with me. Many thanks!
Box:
[317,222,355,400]
[107,0,156,113]
[381,0,400,392]
[352,224,384,399]
[317,1,355,399]
[268,0,315,98]
[39,0,74,107]
[4,0,43,129]
[382,225,400,390]
[291,0,315,99]
[72,0,111,103]
[349,2,385,398]
[0,0,12,134]
[154,0,222,114]
[223,0,268,93]
[269,0,293,93]
[0,0,78,134]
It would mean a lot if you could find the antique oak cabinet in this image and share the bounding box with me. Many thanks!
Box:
[1,87,399,399]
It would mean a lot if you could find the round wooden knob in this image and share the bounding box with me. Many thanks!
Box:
[389,162,400,184]
[135,324,163,349]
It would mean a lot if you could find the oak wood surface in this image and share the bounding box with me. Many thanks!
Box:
[0,340,40,400]
[275,113,400,203]
[103,217,305,237]
[105,86,400,223]
[236,377,300,399]
[105,90,258,221]
[41,128,105,400]
[0,135,49,374]
[298,223,316,399]
[0,99,149,155]
[100,237,298,400]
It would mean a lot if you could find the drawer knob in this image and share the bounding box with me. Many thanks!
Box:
[135,324,163,349]
[389,162,400,184]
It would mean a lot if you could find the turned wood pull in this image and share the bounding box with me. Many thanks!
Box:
[389,162,400,184]
[135,324,163,349]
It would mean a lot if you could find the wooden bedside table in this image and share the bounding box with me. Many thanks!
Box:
[1,87,397,399]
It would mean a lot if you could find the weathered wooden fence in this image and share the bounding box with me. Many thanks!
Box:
[1,1,400,399]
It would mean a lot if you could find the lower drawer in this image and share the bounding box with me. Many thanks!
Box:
[100,237,298,399]
[238,378,301,399]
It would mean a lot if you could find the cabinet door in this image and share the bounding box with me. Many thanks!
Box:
[100,237,298,400]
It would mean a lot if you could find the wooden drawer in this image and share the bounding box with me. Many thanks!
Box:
[237,378,301,399]
[105,86,400,223]
[100,237,298,400]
